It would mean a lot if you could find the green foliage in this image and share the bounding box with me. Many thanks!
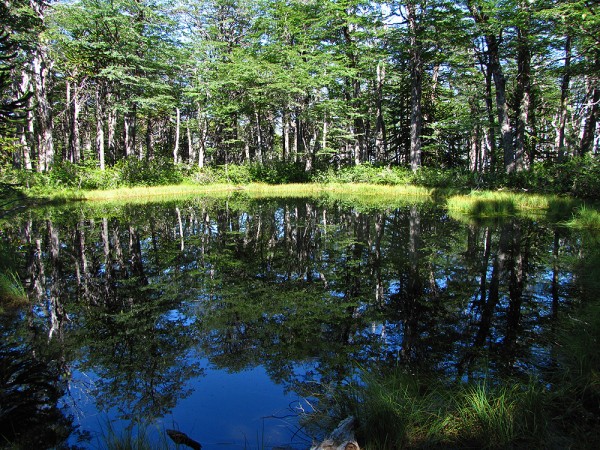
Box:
[248,161,310,184]
[114,158,184,187]
[313,164,413,185]
[566,206,600,229]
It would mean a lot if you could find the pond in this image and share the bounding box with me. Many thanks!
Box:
[0,195,595,448]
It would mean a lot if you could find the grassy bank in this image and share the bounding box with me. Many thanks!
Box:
[3,159,600,227]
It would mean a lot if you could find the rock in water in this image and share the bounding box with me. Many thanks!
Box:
[166,429,202,450]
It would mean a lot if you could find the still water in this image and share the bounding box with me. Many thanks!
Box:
[0,195,591,448]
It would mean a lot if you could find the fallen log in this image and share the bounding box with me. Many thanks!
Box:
[166,429,202,450]
[310,416,360,450]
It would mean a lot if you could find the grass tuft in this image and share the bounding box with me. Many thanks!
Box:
[0,271,28,313]
[565,205,600,229]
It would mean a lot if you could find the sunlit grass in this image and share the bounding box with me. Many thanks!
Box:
[565,206,600,229]
[80,183,237,202]
[446,190,580,221]
[20,182,434,211]
[331,372,552,450]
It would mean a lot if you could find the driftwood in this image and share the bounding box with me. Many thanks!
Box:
[311,417,360,450]
[166,429,202,450]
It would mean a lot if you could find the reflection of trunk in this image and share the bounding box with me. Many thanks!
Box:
[101,217,114,303]
[176,207,185,251]
[27,237,46,301]
[48,221,66,340]
[551,230,560,320]
[75,220,90,300]
[474,225,509,348]
[372,212,385,306]
[402,207,422,361]
[129,226,147,285]
[503,223,526,364]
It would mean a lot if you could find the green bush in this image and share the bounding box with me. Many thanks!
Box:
[115,157,184,187]
[313,163,413,185]
[248,161,309,184]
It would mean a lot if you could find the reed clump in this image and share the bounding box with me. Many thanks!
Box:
[566,206,600,229]
[0,271,28,313]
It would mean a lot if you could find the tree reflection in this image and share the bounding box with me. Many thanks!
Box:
[0,197,587,443]
[0,313,78,448]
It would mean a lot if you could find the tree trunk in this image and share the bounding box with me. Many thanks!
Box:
[579,77,599,155]
[32,47,54,171]
[481,50,497,171]
[283,108,290,161]
[19,70,33,170]
[375,62,387,161]
[514,23,531,171]
[174,107,180,164]
[124,105,137,158]
[107,91,117,164]
[68,78,82,164]
[187,123,194,164]
[468,2,514,173]
[96,84,105,170]
[30,0,54,171]
[407,2,423,172]
[489,35,515,173]
[254,109,263,164]
[198,110,207,168]
[145,117,154,160]
[554,36,572,161]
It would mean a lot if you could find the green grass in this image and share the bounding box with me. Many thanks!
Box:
[565,206,600,229]
[0,271,28,313]
[446,190,581,221]
[330,372,550,450]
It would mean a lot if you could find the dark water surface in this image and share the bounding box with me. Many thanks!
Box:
[0,196,590,448]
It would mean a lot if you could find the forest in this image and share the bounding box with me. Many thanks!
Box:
[0,0,599,190]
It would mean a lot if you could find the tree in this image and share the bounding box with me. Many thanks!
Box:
[0,0,39,167]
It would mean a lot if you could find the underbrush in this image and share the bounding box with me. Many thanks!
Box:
[2,156,600,200]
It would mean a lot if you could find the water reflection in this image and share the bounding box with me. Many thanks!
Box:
[0,197,584,447]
